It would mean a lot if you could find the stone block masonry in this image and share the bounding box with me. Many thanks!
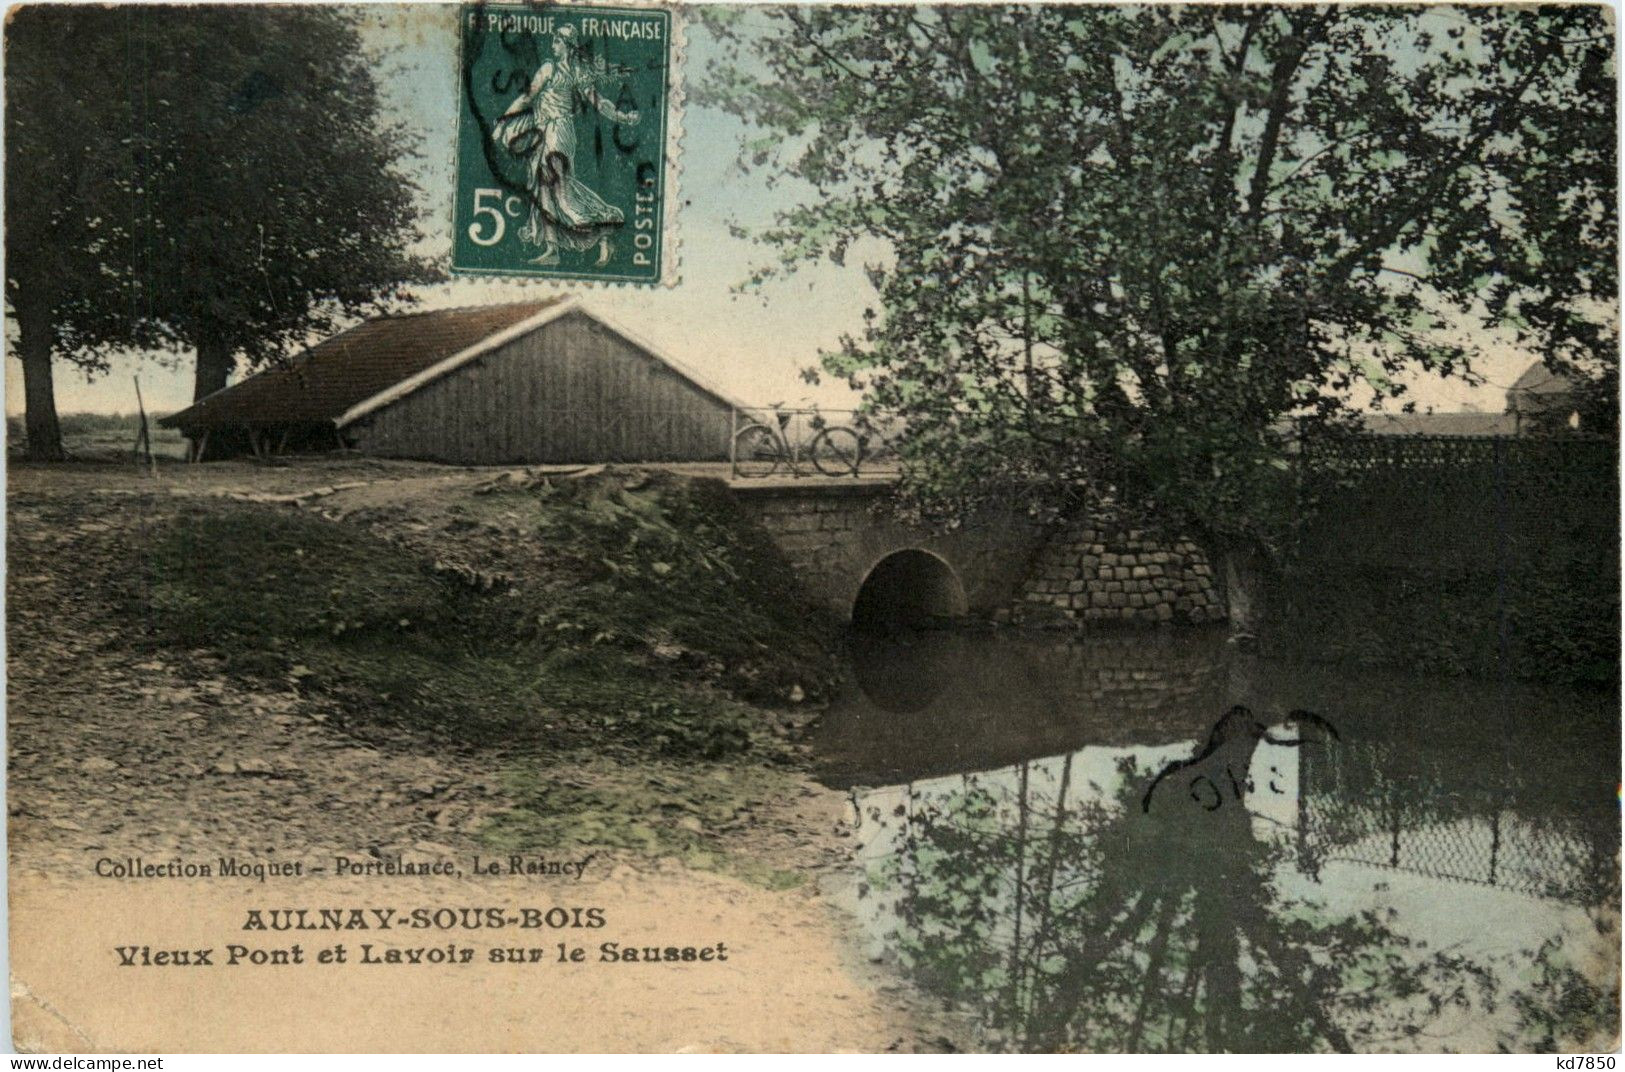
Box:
[730,480,1220,627]
[731,480,1050,619]
[1006,515,1226,627]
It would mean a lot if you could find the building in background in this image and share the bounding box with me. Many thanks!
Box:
[1359,411,1518,437]
[162,297,749,464]
[1505,360,1585,435]
[1355,360,1590,438]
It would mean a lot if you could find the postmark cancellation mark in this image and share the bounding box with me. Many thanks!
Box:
[454,4,673,285]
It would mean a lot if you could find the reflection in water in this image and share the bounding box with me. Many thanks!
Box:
[817,629,1232,786]
[1297,723,1616,906]
[1140,705,1339,814]
[848,630,956,714]
[823,631,1620,1053]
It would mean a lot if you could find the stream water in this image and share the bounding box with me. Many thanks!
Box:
[814,628,1621,1053]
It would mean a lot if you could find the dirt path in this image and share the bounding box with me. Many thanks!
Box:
[6,460,967,1052]
[8,473,513,872]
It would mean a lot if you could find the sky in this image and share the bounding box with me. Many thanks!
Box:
[4,4,1550,419]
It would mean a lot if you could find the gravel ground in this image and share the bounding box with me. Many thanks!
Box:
[6,457,969,1053]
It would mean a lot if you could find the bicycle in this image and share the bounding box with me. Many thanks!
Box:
[731,404,866,478]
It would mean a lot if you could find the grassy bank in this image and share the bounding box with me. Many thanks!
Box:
[116,469,843,879]
[124,470,838,751]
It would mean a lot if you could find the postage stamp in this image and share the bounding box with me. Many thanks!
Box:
[453,3,673,284]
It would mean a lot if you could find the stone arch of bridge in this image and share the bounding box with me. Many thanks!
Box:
[850,548,968,630]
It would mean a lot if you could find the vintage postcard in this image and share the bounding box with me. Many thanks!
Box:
[3,0,1620,1057]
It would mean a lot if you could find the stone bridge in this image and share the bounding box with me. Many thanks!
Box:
[728,476,1227,628]
[729,478,1049,626]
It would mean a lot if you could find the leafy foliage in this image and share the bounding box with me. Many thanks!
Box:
[4,8,167,456]
[704,6,1617,539]
[1507,932,1623,1053]
[4,6,440,413]
[1271,559,1622,686]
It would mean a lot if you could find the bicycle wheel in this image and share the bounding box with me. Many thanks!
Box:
[732,423,784,478]
[811,427,864,477]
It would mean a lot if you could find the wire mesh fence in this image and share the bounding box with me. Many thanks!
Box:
[1297,744,1616,904]
[1274,434,1620,683]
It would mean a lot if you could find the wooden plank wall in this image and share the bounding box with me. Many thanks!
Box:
[348,312,735,464]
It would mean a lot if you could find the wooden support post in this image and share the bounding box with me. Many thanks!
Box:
[132,376,157,477]
[1488,810,1501,886]
[194,430,211,464]
[729,407,739,478]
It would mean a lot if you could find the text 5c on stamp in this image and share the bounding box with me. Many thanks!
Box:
[454,3,672,284]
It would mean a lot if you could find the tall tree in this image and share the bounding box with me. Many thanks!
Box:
[112,5,441,400]
[6,6,440,454]
[4,8,154,459]
[706,6,1617,542]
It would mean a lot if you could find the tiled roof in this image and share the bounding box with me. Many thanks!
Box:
[160,299,567,429]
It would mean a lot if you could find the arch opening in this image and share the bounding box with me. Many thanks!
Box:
[851,549,968,631]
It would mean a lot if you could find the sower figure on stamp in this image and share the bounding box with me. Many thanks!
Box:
[492,24,640,267]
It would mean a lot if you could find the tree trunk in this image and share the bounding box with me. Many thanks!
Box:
[1219,541,1267,639]
[15,299,64,461]
[192,335,235,401]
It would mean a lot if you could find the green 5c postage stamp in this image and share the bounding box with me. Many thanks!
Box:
[454,4,673,284]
